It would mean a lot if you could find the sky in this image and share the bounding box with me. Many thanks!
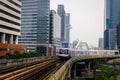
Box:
[50,0,104,47]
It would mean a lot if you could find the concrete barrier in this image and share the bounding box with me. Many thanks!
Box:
[0,56,53,68]
[49,55,120,80]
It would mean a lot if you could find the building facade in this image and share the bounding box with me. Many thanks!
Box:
[106,0,120,29]
[104,29,116,50]
[49,10,61,55]
[0,0,26,56]
[0,0,21,44]
[57,5,66,42]
[19,0,50,55]
[98,38,104,50]
[117,23,120,50]
[65,13,71,43]
[104,0,120,49]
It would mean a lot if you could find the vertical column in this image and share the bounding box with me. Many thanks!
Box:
[15,36,18,44]
[74,64,76,78]
[47,45,49,56]
[2,33,5,43]
[67,69,71,80]
[0,33,2,43]
[88,62,91,71]
[10,35,13,44]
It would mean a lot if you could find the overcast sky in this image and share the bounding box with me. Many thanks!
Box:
[50,0,104,47]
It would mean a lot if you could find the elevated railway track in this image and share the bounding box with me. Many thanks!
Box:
[0,58,53,74]
[0,58,66,80]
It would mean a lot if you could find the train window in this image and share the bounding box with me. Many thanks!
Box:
[59,49,68,54]
[115,52,119,55]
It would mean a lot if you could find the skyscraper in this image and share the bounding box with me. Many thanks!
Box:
[106,0,120,29]
[19,0,50,55]
[117,23,120,50]
[65,13,71,43]
[104,0,120,49]
[57,5,66,42]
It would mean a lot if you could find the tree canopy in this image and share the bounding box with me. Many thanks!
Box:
[94,64,116,80]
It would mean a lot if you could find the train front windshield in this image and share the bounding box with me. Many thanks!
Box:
[59,49,68,54]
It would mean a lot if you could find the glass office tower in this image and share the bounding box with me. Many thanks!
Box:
[65,13,71,43]
[57,5,66,43]
[104,0,120,49]
[19,0,50,55]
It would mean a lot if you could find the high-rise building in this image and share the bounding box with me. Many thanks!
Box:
[117,23,120,50]
[104,29,116,50]
[49,10,61,54]
[57,5,66,42]
[19,0,50,55]
[98,38,104,50]
[65,13,71,43]
[0,0,21,44]
[104,0,120,49]
[105,0,120,29]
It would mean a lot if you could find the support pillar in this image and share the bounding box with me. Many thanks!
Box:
[74,64,76,78]
[15,36,18,44]
[67,68,72,80]
[88,62,91,71]
[2,33,5,43]
[10,34,13,44]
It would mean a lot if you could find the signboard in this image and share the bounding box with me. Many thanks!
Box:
[62,43,69,48]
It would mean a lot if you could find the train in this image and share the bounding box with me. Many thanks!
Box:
[70,49,119,57]
[57,48,71,60]
[57,48,119,60]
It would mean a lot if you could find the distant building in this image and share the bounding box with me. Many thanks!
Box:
[57,5,66,42]
[49,10,61,55]
[105,0,120,29]
[104,29,116,50]
[19,0,50,55]
[117,23,120,50]
[0,0,26,56]
[98,38,104,50]
[104,0,120,50]
[65,13,71,43]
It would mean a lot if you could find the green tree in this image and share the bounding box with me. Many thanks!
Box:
[12,51,21,59]
[6,52,12,59]
[29,51,38,57]
[21,52,29,58]
[94,64,116,80]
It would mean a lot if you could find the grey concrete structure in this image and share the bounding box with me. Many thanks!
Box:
[0,0,21,44]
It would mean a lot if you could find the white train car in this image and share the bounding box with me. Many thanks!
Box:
[57,48,71,60]
[70,49,89,57]
[70,49,119,57]
[89,50,119,55]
